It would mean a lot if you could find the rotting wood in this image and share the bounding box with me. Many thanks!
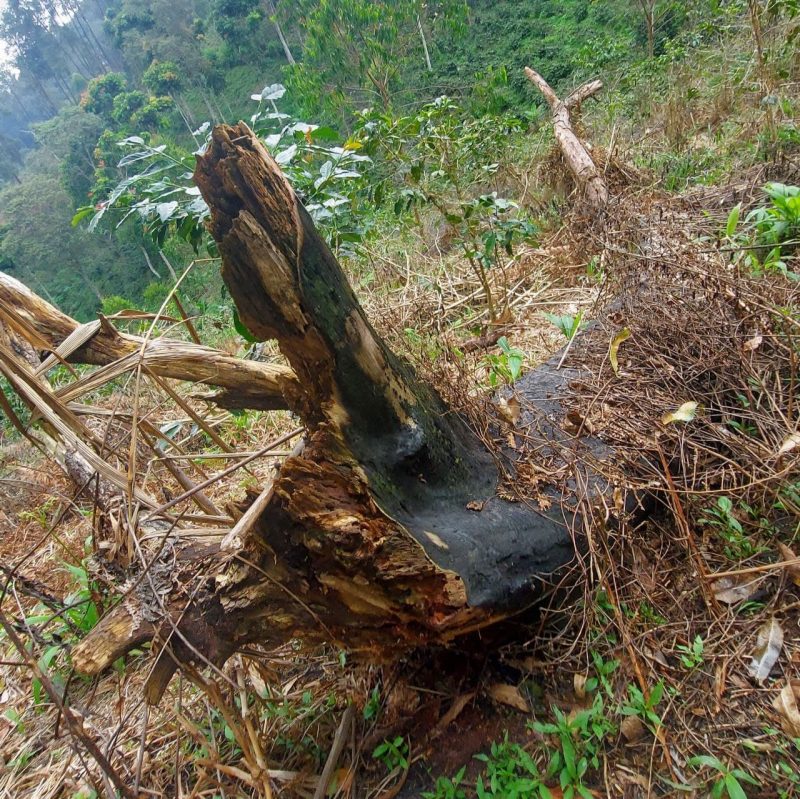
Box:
[0,271,297,411]
[68,122,619,702]
[524,67,608,209]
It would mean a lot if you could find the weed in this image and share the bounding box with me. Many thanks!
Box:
[620,681,665,734]
[484,336,524,387]
[676,635,705,670]
[585,256,605,283]
[373,736,409,773]
[723,185,800,280]
[543,311,586,341]
[421,766,467,799]
[687,754,760,799]
[634,601,668,626]
[747,183,800,254]
[530,693,617,799]
[699,496,763,560]
[587,651,619,698]
[363,685,381,721]
[474,738,549,799]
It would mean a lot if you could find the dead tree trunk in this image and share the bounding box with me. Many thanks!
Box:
[70,123,613,702]
[524,67,608,210]
[0,272,296,411]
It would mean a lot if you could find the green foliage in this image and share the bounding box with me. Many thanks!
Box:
[282,0,467,114]
[82,85,372,255]
[473,738,550,799]
[747,183,800,252]
[358,96,535,317]
[531,694,617,799]
[13,544,108,711]
[699,496,764,560]
[82,72,128,120]
[143,60,182,95]
[484,337,525,387]
[686,754,760,799]
[111,89,147,124]
[723,185,800,280]
[676,635,705,670]
[421,766,467,799]
[544,311,586,341]
[363,685,381,720]
[620,681,665,734]
[372,736,409,772]
[0,169,151,319]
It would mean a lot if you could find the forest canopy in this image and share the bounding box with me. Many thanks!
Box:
[0,0,666,319]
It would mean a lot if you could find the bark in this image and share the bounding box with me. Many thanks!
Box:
[0,272,297,411]
[525,67,608,210]
[69,124,614,702]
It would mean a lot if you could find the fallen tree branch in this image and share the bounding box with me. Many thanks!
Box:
[0,271,297,411]
[525,67,608,209]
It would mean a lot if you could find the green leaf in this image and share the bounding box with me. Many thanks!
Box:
[649,680,664,707]
[311,126,339,142]
[726,203,741,238]
[724,773,749,799]
[232,310,259,343]
[561,735,576,776]
[688,754,724,771]
[730,770,760,786]
[71,206,95,227]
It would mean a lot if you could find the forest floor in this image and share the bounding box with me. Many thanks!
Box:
[1,149,800,799]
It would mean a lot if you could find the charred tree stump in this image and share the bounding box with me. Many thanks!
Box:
[71,123,615,701]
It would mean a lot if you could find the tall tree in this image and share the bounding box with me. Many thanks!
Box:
[281,0,466,111]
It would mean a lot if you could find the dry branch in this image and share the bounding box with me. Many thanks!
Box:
[0,271,297,411]
[525,67,608,209]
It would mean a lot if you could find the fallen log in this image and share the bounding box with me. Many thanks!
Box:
[0,271,297,411]
[525,67,608,209]
[70,123,618,702]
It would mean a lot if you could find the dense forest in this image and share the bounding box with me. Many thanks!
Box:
[0,0,701,319]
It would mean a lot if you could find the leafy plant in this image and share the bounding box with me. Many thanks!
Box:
[484,336,525,387]
[544,311,586,341]
[530,693,617,799]
[373,736,409,772]
[687,754,760,799]
[363,685,381,721]
[356,97,534,319]
[723,185,800,280]
[620,681,664,734]
[587,651,619,698]
[473,738,550,799]
[422,766,467,799]
[76,85,372,256]
[699,496,763,560]
[747,183,800,253]
[676,635,705,670]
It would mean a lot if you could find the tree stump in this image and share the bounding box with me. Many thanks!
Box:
[68,123,615,702]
